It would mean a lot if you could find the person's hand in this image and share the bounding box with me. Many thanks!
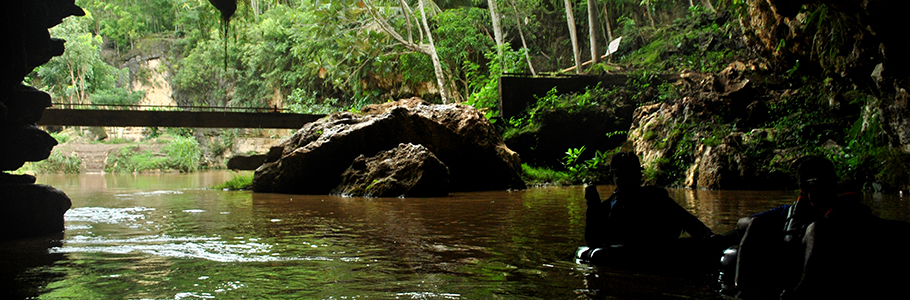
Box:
[584,183,600,204]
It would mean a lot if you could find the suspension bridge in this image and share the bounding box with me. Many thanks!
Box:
[36,104,324,128]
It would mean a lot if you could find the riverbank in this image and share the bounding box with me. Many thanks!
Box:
[19,127,290,175]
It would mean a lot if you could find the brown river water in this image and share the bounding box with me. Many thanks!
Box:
[2,171,909,299]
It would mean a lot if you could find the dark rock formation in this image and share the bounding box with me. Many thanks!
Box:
[253,98,525,195]
[741,0,910,151]
[226,154,267,170]
[1,0,82,239]
[629,62,793,189]
[0,124,58,171]
[333,143,450,197]
[0,184,71,239]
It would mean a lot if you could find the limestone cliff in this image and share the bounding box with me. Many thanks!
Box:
[627,0,910,191]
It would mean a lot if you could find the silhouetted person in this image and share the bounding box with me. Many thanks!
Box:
[734,156,910,298]
[734,156,840,296]
[584,152,713,250]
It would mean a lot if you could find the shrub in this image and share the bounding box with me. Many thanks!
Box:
[212,173,254,190]
[104,146,166,173]
[163,136,202,172]
[521,164,571,186]
[29,152,82,174]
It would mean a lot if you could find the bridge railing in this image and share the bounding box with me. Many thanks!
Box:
[49,103,292,113]
[40,104,323,128]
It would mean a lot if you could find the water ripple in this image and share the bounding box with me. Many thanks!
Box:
[52,234,355,263]
[64,207,156,224]
[116,190,184,197]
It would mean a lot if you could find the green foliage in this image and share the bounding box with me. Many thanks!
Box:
[27,152,83,174]
[645,120,699,186]
[163,136,203,172]
[508,84,616,129]
[562,146,615,183]
[212,173,254,190]
[464,44,528,118]
[431,7,496,98]
[208,129,238,157]
[105,146,167,173]
[521,163,571,186]
[36,13,131,105]
[77,0,179,51]
[100,137,134,144]
[90,87,145,106]
[166,127,195,137]
[104,137,202,173]
[820,103,910,191]
[50,131,74,144]
[617,8,745,73]
[285,89,342,114]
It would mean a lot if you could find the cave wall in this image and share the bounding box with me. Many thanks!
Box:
[0,0,83,239]
[1,1,85,172]
[741,0,910,150]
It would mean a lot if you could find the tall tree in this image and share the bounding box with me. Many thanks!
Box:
[364,0,450,103]
[417,0,449,103]
[487,0,504,62]
[602,2,613,44]
[587,0,598,66]
[563,0,582,73]
[642,0,656,27]
[508,0,536,75]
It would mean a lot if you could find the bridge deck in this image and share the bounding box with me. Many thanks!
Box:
[37,109,324,129]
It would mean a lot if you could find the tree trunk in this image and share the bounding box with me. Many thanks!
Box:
[702,0,716,13]
[509,0,536,75]
[488,0,504,53]
[488,0,504,46]
[587,0,598,66]
[563,0,582,73]
[364,0,449,102]
[602,3,613,41]
[252,0,260,22]
[645,1,656,27]
[399,0,413,43]
[418,0,449,103]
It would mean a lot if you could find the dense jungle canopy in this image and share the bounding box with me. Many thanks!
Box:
[31,0,724,113]
[26,0,910,192]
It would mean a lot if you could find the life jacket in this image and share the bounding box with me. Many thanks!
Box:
[782,196,810,243]
[782,192,861,243]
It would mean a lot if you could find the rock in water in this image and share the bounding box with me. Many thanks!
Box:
[333,143,449,197]
[226,154,267,171]
[253,98,525,195]
[0,184,71,239]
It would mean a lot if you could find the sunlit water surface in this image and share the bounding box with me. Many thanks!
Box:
[3,171,909,299]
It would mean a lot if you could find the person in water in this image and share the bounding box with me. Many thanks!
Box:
[583,152,713,249]
[734,156,910,298]
[733,156,842,295]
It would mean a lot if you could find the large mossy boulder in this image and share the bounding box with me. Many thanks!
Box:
[332,143,449,197]
[252,98,525,195]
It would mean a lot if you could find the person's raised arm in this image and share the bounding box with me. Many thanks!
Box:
[584,184,605,248]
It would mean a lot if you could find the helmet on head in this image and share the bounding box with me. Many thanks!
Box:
[610,152,643,172]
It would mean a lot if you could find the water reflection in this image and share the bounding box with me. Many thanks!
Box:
[0,234,66,299]
[1,171,906,299]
